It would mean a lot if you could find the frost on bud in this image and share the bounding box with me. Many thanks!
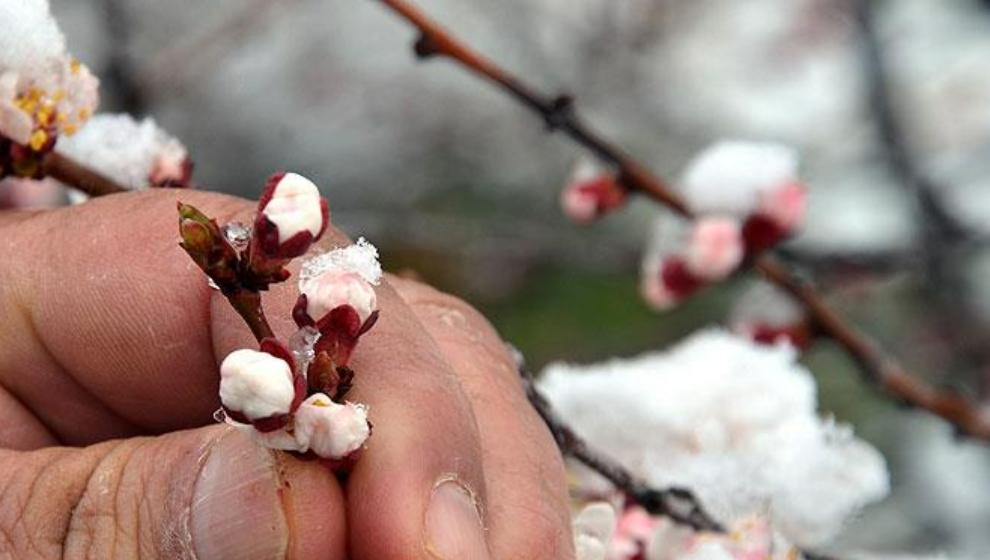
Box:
[219,344,300,430]
[730,282,810,349]
[295,239,382,376]
[683,217,744,281]
[293,393,371,460]
[572,502,616,560]
[679,140,805,252]
[560,157,626,224]
[253,172,329,260]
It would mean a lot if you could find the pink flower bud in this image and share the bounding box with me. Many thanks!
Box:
[610,506,659,559]
[759,181,807,234]
[299,270,378,325]
[641,256,706,310]
[219,348,296,422]
[254,172,329,259]
[684,217,744,281]
[293,394,371,460]
[560,158,625,223]
[149,152,193,188]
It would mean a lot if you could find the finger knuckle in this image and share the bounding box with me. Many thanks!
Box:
[0,448,78,559]
[63,440,145,560]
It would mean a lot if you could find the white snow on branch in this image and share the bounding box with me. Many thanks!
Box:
[57,113,189,192]
[539,329,889,548]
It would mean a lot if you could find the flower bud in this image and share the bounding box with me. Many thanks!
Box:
[684,217,744,281]
[254,172,329,259]
[560,158,625,224]
[731,282,810,349]
[300,270,377,326]
[743,181,808,252]
[219,348,296,422]
[293,393,371,460]
[640,256,705,310]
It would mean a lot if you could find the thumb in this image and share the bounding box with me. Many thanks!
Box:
[0,425,346,559]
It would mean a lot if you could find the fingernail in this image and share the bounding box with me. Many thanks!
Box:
[191,428,288,559]
[425,477,490,560]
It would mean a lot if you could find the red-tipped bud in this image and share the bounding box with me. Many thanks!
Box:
[560,158,626,223]
[683,217,744,281]
[254,172,329,259]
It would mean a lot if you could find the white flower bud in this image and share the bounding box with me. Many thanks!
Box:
[293,394,370,459]
[301,270,378,324]
[219,349,296,420]
[262,172,325,243]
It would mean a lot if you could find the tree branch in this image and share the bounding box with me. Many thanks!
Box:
[40,151,127,197]
[372,0,990,441]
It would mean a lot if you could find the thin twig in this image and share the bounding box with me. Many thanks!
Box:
[373,0,990,441]
[519,367,724,532]
[227,289,275,342]
[40,151,127,197]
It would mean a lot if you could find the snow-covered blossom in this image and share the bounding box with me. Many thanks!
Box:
[572,502,617,560]
[293,393,370,459]
[0,0,98,149]
[219,348,297,422]
[683,217,745,281]
[560,157,626,223]
[679,141,806,251]
[56,113,191,193]
[540,330,889,548]
[254,172,329,259]
[294,238,382,370]
[297,240,381,326]
[731,282,809,349]
[680,141,799,218]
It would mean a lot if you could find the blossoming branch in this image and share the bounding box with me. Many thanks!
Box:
[178,172,379,466]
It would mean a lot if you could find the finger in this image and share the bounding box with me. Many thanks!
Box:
[211,238,492,559]
[3,190,495,558]
[0,425,346,559]
[389,276,575,559]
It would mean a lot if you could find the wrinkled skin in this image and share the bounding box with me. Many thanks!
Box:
[0,190,573,559]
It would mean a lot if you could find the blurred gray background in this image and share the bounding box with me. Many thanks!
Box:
[51,0,990,557]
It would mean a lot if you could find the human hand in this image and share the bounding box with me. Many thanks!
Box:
[0,190,572,559]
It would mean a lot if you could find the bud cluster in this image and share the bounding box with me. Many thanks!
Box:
[640,141,807,309]
[179,172,376,464]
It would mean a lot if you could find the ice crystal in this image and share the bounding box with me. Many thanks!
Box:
[299,237,382,288]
